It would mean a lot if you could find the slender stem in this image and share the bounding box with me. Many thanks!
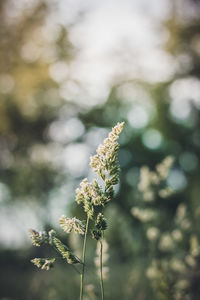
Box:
[100,232,105,300]
[71,264,81,275]
[80,215,90,300]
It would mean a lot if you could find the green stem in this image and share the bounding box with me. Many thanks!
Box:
[80,215,90,300]
[100,232,105,300]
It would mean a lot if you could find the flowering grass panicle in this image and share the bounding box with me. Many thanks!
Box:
[96,213,107,231]
[29,122,124,300]
[138,156,174,202]
[31,258,55,270]
[59,216,85,235]
[74,122,124,241]
[156,156,174,180]
[29,228,81,269]
[90,122,124,202]
[29,229,48,247]
[75,178,107,218]
[51,235,80,264]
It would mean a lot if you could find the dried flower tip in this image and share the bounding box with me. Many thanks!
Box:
[90,122,124,182]
[29,229,48,247]
[108,122,125,140]
[96,213,107,231]
[31,258,55,271]
[59,216,85,235]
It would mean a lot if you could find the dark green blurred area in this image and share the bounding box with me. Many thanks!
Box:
[1,0,200,299]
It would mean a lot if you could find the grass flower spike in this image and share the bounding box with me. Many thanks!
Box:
[29,122,124,300]
[90,122,124,199]
[59,216,85,235]
[29,229,48,247]
[31,258,55,270]
[51,235,80,264]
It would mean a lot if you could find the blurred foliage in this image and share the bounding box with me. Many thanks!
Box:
[0,0,200,299]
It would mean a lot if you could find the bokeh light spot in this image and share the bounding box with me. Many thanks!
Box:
[0,74,15,94]
[167,169,187,191]
[49,118,85,143]
[126,167,140,187]
[142,129,163,150]
[49,61,69,83]
[62,143,90,177]
[128,105,149,129]
[179,152,198,172]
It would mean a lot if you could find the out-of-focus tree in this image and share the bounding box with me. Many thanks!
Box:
[0,1,80,299]
[0,0,76,206]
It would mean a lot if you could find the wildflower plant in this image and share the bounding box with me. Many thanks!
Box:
[137,156,174,202]
[132,157,200,299]
[29,122,124,300]
[131,156,175,239]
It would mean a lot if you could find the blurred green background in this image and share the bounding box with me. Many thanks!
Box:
[0,0,200,299]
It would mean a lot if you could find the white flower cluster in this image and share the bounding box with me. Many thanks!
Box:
[31,258,55,271]
[59,216,85,235]
[146,227,160,241]
[75,122,124,223]
[175,204,191,230]
[156,156,174,180]
[159,232,175,251]
[29,229,48,247]
[29,122,124,278]
[138,156,174,201]
[76,178,106,206]
[90,122,124,183]
[131,207,156,222]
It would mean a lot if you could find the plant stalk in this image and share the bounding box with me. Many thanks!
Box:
[100,233,105,300]
[80,215,90,300]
